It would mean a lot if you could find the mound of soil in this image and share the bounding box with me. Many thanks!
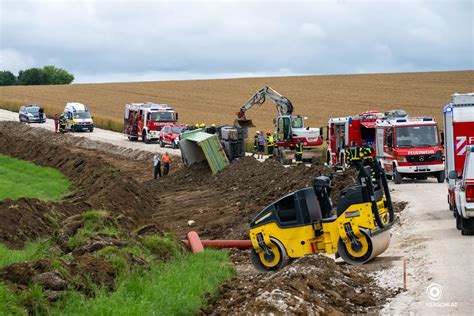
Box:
[146,157,357,239]
[0,122,158,248]
[204,254,396,315]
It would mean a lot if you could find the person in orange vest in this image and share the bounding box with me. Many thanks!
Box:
[161,152,171,176]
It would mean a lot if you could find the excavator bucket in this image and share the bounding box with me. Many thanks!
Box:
[234,118,255,128]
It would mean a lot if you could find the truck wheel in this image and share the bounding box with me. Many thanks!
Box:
[393,168,402,184]
[160,139,165,148]
[461,217,474,235]
[143,132,150,144]
[455,211,461,230]
[172,141,178,149]
[89,127,94,132]
[436,170,445,183]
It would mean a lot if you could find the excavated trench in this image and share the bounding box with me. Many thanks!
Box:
[0,122,403,314]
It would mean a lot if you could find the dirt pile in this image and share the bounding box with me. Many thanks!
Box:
[147,157,357,239]
[204,254,397,315]
[0,122,158,247]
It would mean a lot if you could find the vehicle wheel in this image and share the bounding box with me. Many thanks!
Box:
[172,141,179,149]
[386,174,393,180]
[89,127,94,132]
[250,238,288,272]
[437,170,445,183]
[160,139,165,148]
[337,230,373,265]
[455,211,461,230]
[393,167,402,184]
[128,135,137,141]
[142,132,149,144]
[461,217,474,235]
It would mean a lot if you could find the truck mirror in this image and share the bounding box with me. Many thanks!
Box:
[319,127,323,139]
[175,113,178,121]
[448,170,458,179]
[440,131,445,146]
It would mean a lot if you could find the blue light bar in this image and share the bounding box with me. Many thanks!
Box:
[423,118,433,121]
[396,119,407,122]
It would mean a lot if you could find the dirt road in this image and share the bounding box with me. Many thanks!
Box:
[380,180,473,315]
[0,109,181,156]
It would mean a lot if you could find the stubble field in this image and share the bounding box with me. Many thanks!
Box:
[0,71,472,132]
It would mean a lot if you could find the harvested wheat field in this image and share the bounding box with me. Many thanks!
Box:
[1,71,472,132]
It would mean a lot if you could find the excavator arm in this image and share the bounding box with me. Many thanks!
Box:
[235,86,294,127]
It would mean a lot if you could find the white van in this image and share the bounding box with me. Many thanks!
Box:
[63,102,94,132]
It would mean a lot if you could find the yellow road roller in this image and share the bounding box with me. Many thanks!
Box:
[249,159,395,270]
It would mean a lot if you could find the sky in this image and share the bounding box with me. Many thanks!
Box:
[0,0,473,83]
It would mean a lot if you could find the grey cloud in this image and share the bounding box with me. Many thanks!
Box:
[0,0,472,83]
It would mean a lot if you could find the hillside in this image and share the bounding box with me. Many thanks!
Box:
[1,71,472,132]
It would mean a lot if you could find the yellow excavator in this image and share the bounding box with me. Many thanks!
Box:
[249,159,395,270]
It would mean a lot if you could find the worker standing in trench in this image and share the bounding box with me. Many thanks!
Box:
[162,152,171,176]
[153,155,161,179]
[266,132,275,159]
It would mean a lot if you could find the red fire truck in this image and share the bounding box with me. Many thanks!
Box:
[375,111,445,184]
[326,111,382,167]
[124,103,178,143]
[443,93,474,213]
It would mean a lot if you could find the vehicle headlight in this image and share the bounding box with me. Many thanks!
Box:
[398,156,407,162]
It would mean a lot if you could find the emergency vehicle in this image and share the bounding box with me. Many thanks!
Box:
[326,111,382,167]
[443,93,474,225]
[375,111,444,184]
[124,103,178,143]
[62,102,94,132]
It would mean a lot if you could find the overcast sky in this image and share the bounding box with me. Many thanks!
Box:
[0,0,472,83]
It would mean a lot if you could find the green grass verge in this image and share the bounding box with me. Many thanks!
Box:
[0,241,53,268]
[0,154,71,202]
[52,250,233,315]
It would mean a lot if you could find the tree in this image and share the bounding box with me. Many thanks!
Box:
[42,65,74,84]
[17,68,48,85]
[0,71,17,86]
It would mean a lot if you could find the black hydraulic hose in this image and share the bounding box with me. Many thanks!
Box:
[376,159,395,225]
[360,165,385,229]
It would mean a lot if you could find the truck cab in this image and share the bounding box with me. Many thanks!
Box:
[63,102,94,132]
[376,114,444,184]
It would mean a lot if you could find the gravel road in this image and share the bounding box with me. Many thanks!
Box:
[0,109,181,156]
[380,180,473,315]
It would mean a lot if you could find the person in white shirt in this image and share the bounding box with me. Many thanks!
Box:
[153,155,161,179]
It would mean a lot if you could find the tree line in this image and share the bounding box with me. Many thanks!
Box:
[0,66,74,86]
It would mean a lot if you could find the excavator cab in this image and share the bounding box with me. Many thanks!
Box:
[249,158,394,271]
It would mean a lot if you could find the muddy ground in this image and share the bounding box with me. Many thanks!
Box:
[0,122,401,313]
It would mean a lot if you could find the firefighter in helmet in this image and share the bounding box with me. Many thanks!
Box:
[266,132,275,159]
[346,141,362,169]
[361,139,374,165]
[295,140,304,164]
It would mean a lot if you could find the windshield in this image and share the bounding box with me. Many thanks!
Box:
[171,127,184,134]
[151,112,174,122]
[291,117,303,128]
[74,112,91,119]
[396,125,438,148]
[26,108,39,113]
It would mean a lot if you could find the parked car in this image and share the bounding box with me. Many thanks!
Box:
[159,124,186,149]
[19,104,46,123]
[450,145,474,235]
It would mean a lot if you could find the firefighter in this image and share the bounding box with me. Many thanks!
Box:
[266,132,275,159]
[361,139,374,165]
[200,123,205,129]
[59,114,67,133]
[346,141,362,169]
[295,140,303,164]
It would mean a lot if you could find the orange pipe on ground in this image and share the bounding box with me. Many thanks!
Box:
[186,231,204,253]
[183,231,252,251]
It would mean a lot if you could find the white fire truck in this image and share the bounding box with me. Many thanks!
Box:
[124,103,178,143]
[443,93,474,234]
[375,111,445,184]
